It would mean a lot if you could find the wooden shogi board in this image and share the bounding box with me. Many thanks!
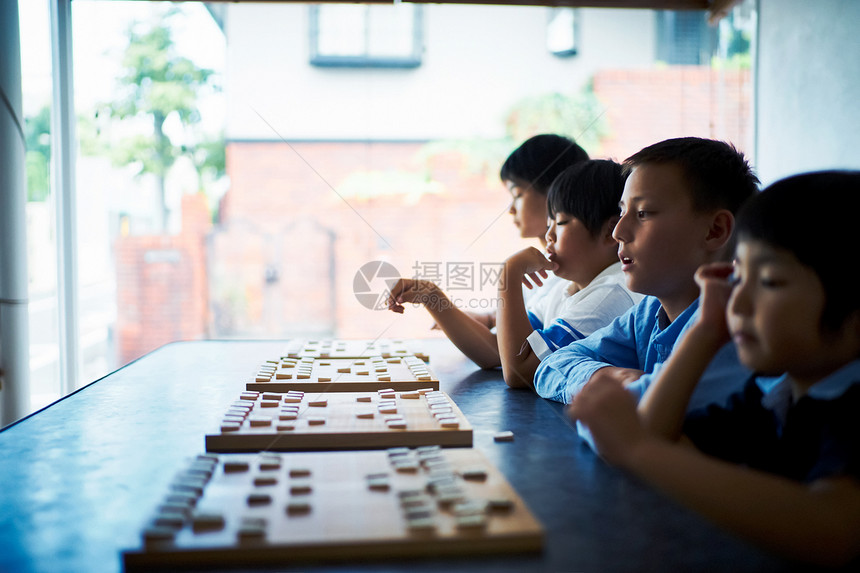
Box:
[247,354,439,393]
[123,448,543,569]
[284,338,430,362]
[206,389,472,452]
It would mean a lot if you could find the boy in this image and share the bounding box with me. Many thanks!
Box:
[534,137,759,409]
[498,160,640,389]
[388,134,588,368]
[570,171,860,567]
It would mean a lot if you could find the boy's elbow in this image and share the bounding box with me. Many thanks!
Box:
[502,365,535,389]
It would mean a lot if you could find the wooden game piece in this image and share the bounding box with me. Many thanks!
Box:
[286,500,311,515]
[356,396,372,402]
[246,493,272,506]
[276,423,296,432]
[259,455,281,470]
[460,467,488,481]
[253,476,278,486]
[236,517,267,540]
[288,468,311,478]
[356,410,375,419]
[307,416,326,425]
[493,430,515,442]
[142,525,176,544]
[220,422,241,433]
[289,481,312,495]
[247,416,271,427]
[308,399,328,407]
[223,460,250,473]
[191,512,225,532]
[488,497,514,512]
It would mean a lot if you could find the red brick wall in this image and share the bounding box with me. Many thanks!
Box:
[592,67,753,160]
[116,194,211,364]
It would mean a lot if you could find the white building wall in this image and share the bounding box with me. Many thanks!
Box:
[756,0,860,186]
[225,4,655,141]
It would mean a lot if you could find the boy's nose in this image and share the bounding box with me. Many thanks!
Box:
[612,216,628,243]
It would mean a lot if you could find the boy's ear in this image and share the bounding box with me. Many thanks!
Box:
[602,216,620,244]
[704,210,734,252]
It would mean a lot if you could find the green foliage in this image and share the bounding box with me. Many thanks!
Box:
[24,105,51,202]
[417,82,609,184]
[505,83,608,155]
[95,6,224,228]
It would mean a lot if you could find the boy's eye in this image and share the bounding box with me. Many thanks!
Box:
[556,219,570,226]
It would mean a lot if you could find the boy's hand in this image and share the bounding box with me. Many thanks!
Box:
[692,262,735,346]
[505,247,558,290]
[387,279,445,313]
[568,378,646,467]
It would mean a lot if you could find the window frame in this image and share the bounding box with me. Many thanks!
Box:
[308,4,424,69]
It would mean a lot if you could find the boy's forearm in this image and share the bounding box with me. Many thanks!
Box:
[623,439,860,567]
[496,264,540,388]
[424,296,501,369]
[638,324,725,439]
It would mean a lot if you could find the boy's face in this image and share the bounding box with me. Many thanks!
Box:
[546,212,612,288]
[728,240,834,384]
[506,179,548,240]
[613,163,715,314]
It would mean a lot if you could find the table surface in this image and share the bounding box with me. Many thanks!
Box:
[0,339,806,573]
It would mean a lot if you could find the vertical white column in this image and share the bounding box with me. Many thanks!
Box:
[50,0,80,394]
[0,0,32,425]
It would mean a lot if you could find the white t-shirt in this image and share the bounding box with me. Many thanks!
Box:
[526,262,642,360]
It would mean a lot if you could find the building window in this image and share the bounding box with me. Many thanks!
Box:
[547,8,578,57]
[656,10,718,65]
[309,4,423,69]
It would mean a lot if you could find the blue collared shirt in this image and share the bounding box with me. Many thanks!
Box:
[535,296,749,407]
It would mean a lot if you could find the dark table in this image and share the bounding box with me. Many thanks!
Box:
[0,339,803,572]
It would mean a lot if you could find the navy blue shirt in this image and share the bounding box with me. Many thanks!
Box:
[684,362,860,483]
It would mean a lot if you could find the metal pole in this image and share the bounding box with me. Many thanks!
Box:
[50,0,80,394]
[0,0,32,425]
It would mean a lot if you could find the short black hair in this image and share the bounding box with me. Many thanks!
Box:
[624,137,759,215]
[499,134,589,196]
[736,170,860,332]
[547,160,627,237]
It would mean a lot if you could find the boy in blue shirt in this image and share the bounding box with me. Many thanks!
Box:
[570,171,860,567]
[534,137,759,408]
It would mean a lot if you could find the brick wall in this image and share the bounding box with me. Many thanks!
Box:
[593,66,753,160]
[115,193,211,364]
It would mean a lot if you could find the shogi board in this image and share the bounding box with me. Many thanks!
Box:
[284,338,430,361]
[206,389,472,452]
[123,448,543,570]
[247,354,439,393]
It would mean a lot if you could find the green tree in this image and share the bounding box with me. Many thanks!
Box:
[102,7,221,230]
[24,105,51,202]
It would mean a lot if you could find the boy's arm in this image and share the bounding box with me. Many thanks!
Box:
[496,248,555,389]
[637,263,734,439]
[388,279,501,369]
[570,381,860,568]
[534,302,647,403]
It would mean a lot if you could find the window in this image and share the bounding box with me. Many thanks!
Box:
[309,4,423,68]
[656,10,718,65]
